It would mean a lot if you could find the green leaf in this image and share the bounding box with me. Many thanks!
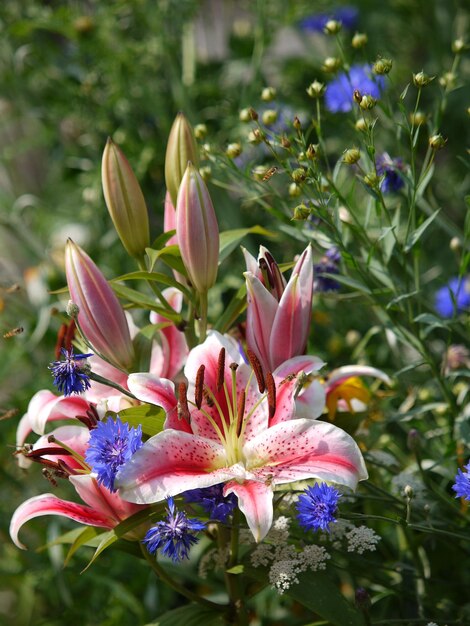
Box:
[111,270,192,300]
[116,404,166,436]
[213,285,247,332]
[82,530,118,572]
[151,230,176,251]
[111,283,181,321]
[327,275,372,295]
[226,564,244,574]
[219,226,277,263]
[144,604,225,626]
[404,209,440,252]
[146,245,188,276]
[245,566,365,626]
[64,526,103,566]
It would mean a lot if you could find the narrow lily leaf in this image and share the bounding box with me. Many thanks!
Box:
[150,230,176,251]
[112,503,165,537]
[226,564,244,574]
[219,226,276,264]
[213,284,247,333]
[404,210,440,252]
[144,604,225,626]
[111,283,182,321]
[327,275,372,294]
[113,404,166,437]
[111,271,192,300]
[82,529,118,572]
[147,245,188,277]
[64,525,103,566]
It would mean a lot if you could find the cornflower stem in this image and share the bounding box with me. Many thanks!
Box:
[88,372,138,400]
[140,544,223,611]
[218,515,249,626]
[198,290,208,342]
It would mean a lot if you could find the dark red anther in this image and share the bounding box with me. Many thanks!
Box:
[178,382,191,422]
[195,365,205,410]
[55,323,67,359]
[236,390,246,437]
[57,458,77,476]
[26,447,72,458]
[264,250,284,300]
[216,348,226,392]
[266,371,276,419]
[246,349,266,393]
[76,404,100,430]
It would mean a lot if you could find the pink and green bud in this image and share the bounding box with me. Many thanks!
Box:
[176,163,219,294]
[101,138,150,259]
[165,113,199,207]
[65,240,134,370]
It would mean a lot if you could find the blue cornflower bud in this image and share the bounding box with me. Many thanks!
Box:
[85,417,143,492]
[296,483,341,532]
[435,277,470,318]
[143,498,206,562]
[49,347,93,396]
[452,462,470,501]
[183,485,237,523]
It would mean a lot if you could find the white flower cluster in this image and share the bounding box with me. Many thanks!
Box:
[251,516,330,594]
[198,546,230,579]
[345,526,381,554]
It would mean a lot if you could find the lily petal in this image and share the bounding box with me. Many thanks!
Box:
[244,418,368,490]
[224,480,273,542]
[115,430,232,504]
[294,379,326,419]
[244,272,278,373]
[327,365,391,390]
[10,494,112,549]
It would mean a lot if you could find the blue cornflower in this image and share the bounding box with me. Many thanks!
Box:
[435,277,470,318]
[325,64,385,113]
[49,347,93,396]
[143,498,206,562]
[183,485,237,522]
[85,417,143,492]
[299,6,359,32]
[314,248,341,292]
[296,483,341,532]
[452,462,470,501]
[376,153,405,193]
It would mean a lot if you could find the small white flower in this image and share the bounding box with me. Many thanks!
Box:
[346,526,381,554]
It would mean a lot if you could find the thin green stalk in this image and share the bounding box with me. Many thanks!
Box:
[198,291,208,343]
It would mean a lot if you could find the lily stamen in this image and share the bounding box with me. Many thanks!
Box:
[247,349,266,393]
[266,372,277,419]
[195,364,205,409]
[216,347,225,392]
[47,435,91,472]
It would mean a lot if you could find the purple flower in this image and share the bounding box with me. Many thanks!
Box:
[435,277,470,318]
[314,248,341,292]
[296,483,341,532]
[85,417,143,492]
[325,64,385,113]
[376,153,405,193]
[299,6,359,32]
[49,347,93,396]
[183,485,237,522]
[143,498,206,562]
[452,462,470,501]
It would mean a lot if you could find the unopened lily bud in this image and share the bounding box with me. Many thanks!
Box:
[413,71,434,87]
[343,148,361,164]
[359,95,377,110]
[373,57,393,75]
[261,87,276,102]
[262,109,278,126]
[293,203,311,220]
[176,163,219,294]
[322,57,341,73]
[410,111,427,126]
[165,113,199,206]
[352,32,367,48]
[226,143,242,158]
[452,38,465,54]
[324,19,341,35]
[289,182,301,197]
[101,138,150,259]
[306,80,325,98]
[291,168,306,183]
[65,240,134,370]
[194,124,207,139]
[429,133,447,150]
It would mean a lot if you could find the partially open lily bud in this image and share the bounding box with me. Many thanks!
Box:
[176,163,219,294]
[101,138,150,259]
[65,239,134,370]
[165,113,199,207]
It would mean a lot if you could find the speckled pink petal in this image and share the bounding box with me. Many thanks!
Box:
[70,474,144,524]
[244,272,278,373]
[268,355,325,427]
[115,430,232,504]
[244,419,368,490]
[294,380,326,419]
[127,373,190,432]
[32,425,90,469]
[223,480,273,542]
[28,391,91,437]
[10,494,113,550]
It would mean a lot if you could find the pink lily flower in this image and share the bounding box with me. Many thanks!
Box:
[11,425,145,549]
[244,245,313,374]
[115,332,367,542]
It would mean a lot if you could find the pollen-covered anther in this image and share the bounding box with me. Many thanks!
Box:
[247,349,266,393]
[266,371,277,419]
[229,362,239,373]
[236,390,246,437]
[76,404,100,430]
[178,383,191,422]
[216,348,226,392]
[195,365,205,410]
